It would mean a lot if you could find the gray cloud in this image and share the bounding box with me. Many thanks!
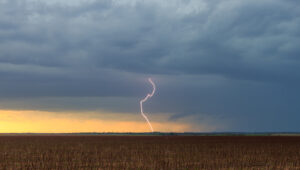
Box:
[0,0,300,131]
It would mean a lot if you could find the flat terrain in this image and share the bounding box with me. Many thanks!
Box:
[0,136,300,169]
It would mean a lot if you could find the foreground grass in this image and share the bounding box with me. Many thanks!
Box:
[0,136,300,169]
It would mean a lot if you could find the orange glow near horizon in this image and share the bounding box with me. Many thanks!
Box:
[0,110,212,133]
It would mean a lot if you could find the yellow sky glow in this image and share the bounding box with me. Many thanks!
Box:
[0,110,213,133]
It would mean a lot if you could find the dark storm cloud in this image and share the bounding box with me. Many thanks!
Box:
[0,0,300,131]
[1,0,299,79]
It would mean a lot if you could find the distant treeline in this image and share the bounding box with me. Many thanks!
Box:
[1,132,300,136]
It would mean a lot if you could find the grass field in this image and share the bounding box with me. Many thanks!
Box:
[0,135,300,169]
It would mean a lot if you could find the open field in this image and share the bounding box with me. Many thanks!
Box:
[0,136,300,169]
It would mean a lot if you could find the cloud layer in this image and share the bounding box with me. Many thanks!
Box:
[0,0,300,131]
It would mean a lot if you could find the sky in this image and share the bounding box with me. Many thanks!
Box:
[0,0,300,132]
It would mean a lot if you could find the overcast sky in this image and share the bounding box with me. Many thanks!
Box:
[0,0,300,132]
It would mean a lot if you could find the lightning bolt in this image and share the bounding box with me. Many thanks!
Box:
[140,78,156,132]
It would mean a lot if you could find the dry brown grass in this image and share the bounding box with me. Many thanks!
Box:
[0,136,300,169]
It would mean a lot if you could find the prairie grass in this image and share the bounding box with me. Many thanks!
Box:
[0,136,300,169]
